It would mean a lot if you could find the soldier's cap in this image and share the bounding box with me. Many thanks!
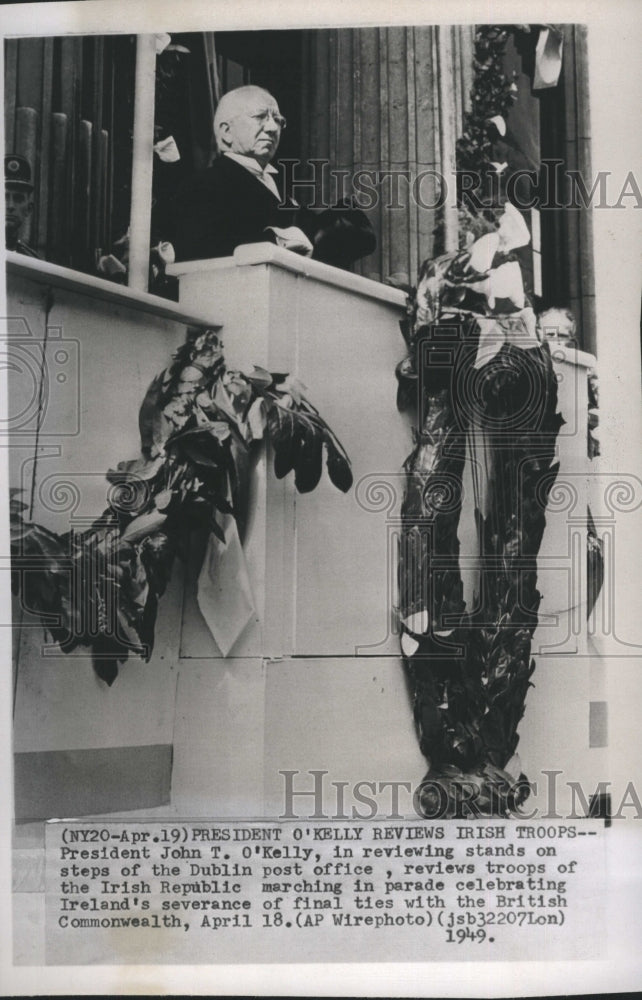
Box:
[5,155,34,190]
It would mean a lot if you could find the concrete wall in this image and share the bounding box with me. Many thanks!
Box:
[8,259,212,820]
[171,245,426,817]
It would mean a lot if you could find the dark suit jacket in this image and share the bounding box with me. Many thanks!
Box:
[174,155,376,267]
[174,155,301,262]
[7,239,41,258]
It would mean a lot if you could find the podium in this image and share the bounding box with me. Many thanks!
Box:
[10,246,603,822]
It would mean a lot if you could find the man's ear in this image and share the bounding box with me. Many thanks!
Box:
[26,199,33,217]
[217,121,232,151]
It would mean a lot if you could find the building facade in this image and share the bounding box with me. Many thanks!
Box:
[5,24,594,347]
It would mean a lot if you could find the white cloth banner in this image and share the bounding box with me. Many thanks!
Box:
[533,26,564,90]
[197,516,257,656]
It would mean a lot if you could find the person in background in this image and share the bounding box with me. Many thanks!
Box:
[5,154,40,258]
[536,306,578,347]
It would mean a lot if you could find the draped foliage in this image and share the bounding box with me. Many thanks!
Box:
[397,211,563,817]
[11,327,352,685]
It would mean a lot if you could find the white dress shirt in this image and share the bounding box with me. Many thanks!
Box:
[223,151,282,201]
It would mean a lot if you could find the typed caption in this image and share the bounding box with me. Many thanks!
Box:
[45,819,606,964]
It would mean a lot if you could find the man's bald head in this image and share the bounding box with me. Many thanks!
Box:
[214,86,285,167]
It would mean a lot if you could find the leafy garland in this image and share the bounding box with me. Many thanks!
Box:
[397,212,563,818]
[11,327,352,685]
[456,25,518,177]
[586,366,603,617]
[394,22,568,818]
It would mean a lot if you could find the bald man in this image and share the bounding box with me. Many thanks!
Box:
[174,85,375,267]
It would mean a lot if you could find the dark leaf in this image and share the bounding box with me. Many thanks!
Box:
[294,420,323,494]
[396,357,418,413]
[93,658,119,686]
[225,427,251,540]
[324,432,353,492]
[140,533,174,596]
[246,366,273,391]
[273,440,295,479]
[266,401,298,479]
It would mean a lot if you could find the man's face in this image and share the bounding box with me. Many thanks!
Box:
[5,186,32,237]
[220,92,284,167]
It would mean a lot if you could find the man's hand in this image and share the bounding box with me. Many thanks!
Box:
[266,226,313,256]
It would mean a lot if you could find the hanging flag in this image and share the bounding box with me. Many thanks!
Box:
[533,26,564,89]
